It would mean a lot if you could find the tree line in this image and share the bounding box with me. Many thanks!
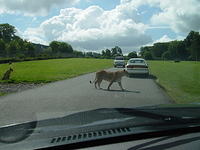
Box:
[140,31,200,61]
[0,23,76,59]
[0,23,142,63]
[0,23,139,62]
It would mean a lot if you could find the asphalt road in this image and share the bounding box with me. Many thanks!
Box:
[0,68,172,126]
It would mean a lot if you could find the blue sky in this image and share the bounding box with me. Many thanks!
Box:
[0,0,199,53]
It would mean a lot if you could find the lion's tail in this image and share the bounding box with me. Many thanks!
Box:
[90,77,96,84]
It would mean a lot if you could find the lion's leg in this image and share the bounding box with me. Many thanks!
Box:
[118,81,124,91]
[107,81,114,90]
[98,80,102,89]
[94,80,98,89]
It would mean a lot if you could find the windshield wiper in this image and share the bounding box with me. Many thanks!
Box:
[116,108,200,124]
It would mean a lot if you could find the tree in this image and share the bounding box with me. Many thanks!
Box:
[140,46,153,58]
[73,50,84,57]
[188,34,200,61]
[59,42,73,53]
[111,46,122,56]
[105,49,111,58]
[6,40,20,57]
[85,52,93,57]
[184,31,198,47]
[0,39,6,57]
[49,41,60,53]
[0,23,16,41]
[151,42,169,59]
[143,51,153,60]
[128,51,137,58]
[92,52,101,58]
[101,50,106,57]
[49,41,73,54]
[42,47,53,57]
[139,30,200,61]
[162,51,171,60]
[168,40,187,60]
[24,42,36,57]
[15,38,25,56]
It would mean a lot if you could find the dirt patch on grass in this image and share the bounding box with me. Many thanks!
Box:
[0,83,45,95]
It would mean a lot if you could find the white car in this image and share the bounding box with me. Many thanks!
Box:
[125,58,149,76]
[113,56,125,68]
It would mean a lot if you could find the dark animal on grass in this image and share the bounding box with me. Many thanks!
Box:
[9,61,12,65]
[90,69,128,91]
[2,68,13,80]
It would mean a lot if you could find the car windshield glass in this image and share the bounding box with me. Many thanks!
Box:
[115,57,124,60]
[129,60,145,63]
[0,0,200,149]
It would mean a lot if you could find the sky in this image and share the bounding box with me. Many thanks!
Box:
[1,0,200,53]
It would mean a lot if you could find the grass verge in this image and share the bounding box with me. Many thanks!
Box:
[0,92,5,96]
[0,58,112,83]
[148,61,200,104]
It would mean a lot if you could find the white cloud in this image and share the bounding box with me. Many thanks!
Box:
[119,0,200,33]
[154,35,173,43]
[150,0,200,33]
[127,0,200,33]
[23,2,152,52]
[144,34,186,47]
[0,0,79,16]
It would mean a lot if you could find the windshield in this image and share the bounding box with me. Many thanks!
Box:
[129,60,145,63]
[115,57,124,60]
[0,0,200,148]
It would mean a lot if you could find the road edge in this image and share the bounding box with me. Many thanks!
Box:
[153,78,176,104]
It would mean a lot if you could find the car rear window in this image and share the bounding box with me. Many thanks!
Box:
[115,57,124,60]
[129,60,145,63]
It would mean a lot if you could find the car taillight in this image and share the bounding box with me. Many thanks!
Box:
[126,65,133,68]
[140,65,148,68]
[127,65,148,68]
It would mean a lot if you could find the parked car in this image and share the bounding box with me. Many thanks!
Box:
[125,58,149,76]
[113,56,125,68]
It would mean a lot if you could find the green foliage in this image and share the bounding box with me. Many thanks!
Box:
[73,50,85,57]
[140,46,153,58]
[24,42,36,57]
[6,40,20,57]
[152,42,169,58]
[186,31,200,61]
[111,46,122,56]
[101,46,123,58]
[128,51,137,58]
[85,52,101,58]
[140,31,200,61]
[168,40,187,59]
[0,23,16,42]
[105,49,111,57]
[143,51,153,60]
[49,41,59,53]
[0,39,6,56]
[101,49,112,58]
[162,51,171,60]
[49,41,73,55]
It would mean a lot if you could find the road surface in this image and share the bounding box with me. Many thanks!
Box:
[0,68,172,126]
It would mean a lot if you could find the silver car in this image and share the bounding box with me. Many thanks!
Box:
[113,56,125,68]
[125,58,149,76]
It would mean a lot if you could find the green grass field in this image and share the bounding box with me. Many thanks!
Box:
[0,58,112,83]
[148,61,200,104]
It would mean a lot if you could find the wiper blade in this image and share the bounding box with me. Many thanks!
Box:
[116,108,200,124]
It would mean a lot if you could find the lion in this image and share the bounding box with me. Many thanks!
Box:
[2,68,13,80]
[90,69,128,91]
